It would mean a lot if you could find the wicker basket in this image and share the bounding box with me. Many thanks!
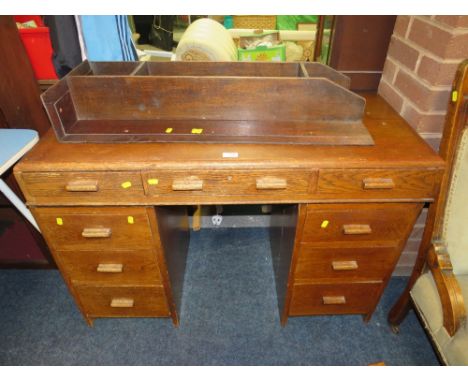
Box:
[232,15,276,30]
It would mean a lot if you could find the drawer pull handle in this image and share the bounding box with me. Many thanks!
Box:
[322,296,346,305]
[256,177,287,190]
[110,298,134,308]
[172,178,203,191]
[332,261,358,271]
[82,227,112,238]
[343,224,372,235]
[362,178,395,190]
[65,179,98,192]
[97,263,123,273]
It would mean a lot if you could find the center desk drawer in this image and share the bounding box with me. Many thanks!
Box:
[57,250,162,285]
[142,170,315,197]
[302,203,421,244]
[20,171,144,203]
[33,207,154,251]
[318,169,437,199]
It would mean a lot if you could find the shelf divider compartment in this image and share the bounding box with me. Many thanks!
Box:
[41,60,373,145]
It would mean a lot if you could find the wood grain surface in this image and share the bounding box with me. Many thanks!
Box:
[301,203,422,244]
[32,207,154,251]
[294,245,398,282]
[57,249,162,285]
[40,60,373,145]
[74,285,170,318]
[289,281,383,316]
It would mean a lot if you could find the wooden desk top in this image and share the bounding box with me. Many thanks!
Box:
[15,94,444,173]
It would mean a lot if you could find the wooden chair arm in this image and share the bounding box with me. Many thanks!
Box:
[427,241,467,336]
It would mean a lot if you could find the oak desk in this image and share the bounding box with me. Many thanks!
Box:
[14,94,445,326]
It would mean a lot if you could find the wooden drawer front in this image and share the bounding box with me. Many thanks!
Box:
[289,281,382,316]
[57,250,162,285]
[142,170,314,197]
[302,203,421,244]
[294,245,398,281]
[34,207,153,251]
[20,171,144,203]
[75,285,170,317]
[318,169,437,199]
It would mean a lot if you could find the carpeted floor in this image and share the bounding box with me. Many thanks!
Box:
[0,227,439,365]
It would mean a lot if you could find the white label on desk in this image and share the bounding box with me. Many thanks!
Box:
[222,152,239,158]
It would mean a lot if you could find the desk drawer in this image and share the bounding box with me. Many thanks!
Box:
[75,285,170,317]
[289,281,382,316]
[20,171,144,203]
[33,207,154,251]
[57,250,162,285]
[302,203,421,244]
[142,170,314,197]
[318,169,437,199]
[294,245,398,281]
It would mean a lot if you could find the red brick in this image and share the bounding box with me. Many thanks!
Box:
[434,16,468,29]
[395,70,450,112]
[394,16,411,38]
[397,251,418,268]
[397,251,418,267]
[445,33,468,59]
[378,80,403,113]
[409,18,468,59]
[417,55,459,86]
[416,209,428,225]
[387,36,420,70]
[381,58,398,84]
[408,18,454,58]
[419,114,447,133]
[409,225,425,239]
[419,16,433,21]
[420,133,442,151]
[403,239,423,252]
[400,102,447,133]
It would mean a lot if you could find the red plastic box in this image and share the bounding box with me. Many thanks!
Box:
[14,15,58,80]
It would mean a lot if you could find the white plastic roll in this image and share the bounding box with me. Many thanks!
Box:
[176,18,237,62]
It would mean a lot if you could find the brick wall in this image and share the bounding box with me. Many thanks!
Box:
[378,16,468,275]
[379,16,468,151]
